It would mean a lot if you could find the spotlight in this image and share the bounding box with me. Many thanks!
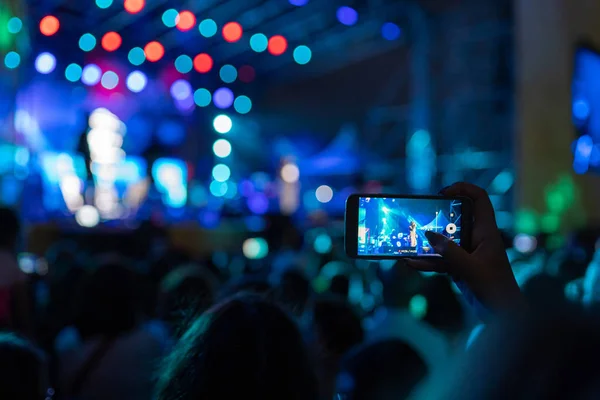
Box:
[281,163,299,183]
[35,52,56,74]
[213,115,232,134]
[315,185,333,203]
[126,71,147,92]
[213,139,232,158]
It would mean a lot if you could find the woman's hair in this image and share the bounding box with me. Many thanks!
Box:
[0,333,47,400]
[156,294,318,400]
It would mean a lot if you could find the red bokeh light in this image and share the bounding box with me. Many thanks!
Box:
[222,22,243,43]
[176,10,196,31]
[101,32,122,52]
[40,16,60,36]
[144,41,165,62]
[268,35,288,56]
[124,0,145,14]
[193,53,213,73]
[238,65,256,83]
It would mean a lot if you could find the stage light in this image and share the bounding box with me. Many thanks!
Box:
[212,164,231,182]
[170,79,192,101]
[96,0,113,8]
[7,17,22,34]
[213,115,232,134]
[193,88,212,107]
[79,33,96,52]
[176,10,196,31]
[213,88,234,109]
[128,47,146,65]
[76,205,100,227]
[144,41,164,62]
[314,233,332,254]
[293,45,312,64]
[234,96,252,114]
[247,193,269,214]
[35,52,56,74]
[4,52,20,69]
[238,65,256,83]
[281,163,299,183]
[381,22,401,40]
[102,32,122,52]
[175,55,193,73]
[40,15,60,36]
[315,185,333,203]
[193,53,213,73]
[199,19,217,37]
[289,0,309,6]
[213,139,232,158]
[222,22,243,43]
[268,35,287,56]
[65,63,83,82]
[82,64,102,85]
[573,99,590,120]
[208,180,227,197]
[250,33,268,52]
[219,64,237,83]
[162,9,178,27]
[514,233,537,254]
[337,6,358,26]
[101,71,119,89]
[124,0,144,14]
[243,238,268,259]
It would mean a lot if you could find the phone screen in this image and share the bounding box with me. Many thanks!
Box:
[356,196,463,257]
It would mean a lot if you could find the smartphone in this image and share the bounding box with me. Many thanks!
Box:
[345,194,473,259]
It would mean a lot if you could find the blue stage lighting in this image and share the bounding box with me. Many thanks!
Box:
[213,87,234,109]
[233,96,252,114]
[289,0,309,6]
[175,55,193,73]
[4,52,20,69]
[7,17,23,34]
[35,52,56,74]
[250,33,268,52]
[157,120,186,146]
[381,22,401,40]
[79,33,96,52]
[65,63,83,82]
[96,0,113,9]
[213,114,232,134]
[152,158,187,208]
[293,45,312,65]
[128,47,146,66]
[162,9,179,28]
[199,19,217,37]
[101,71,119,89]
[209,180,228,197]
[212,164,231,182]
[126,71,147,93]
[193,88,212,107]
[213,139,232,158]
[219,64,237,83]
[82,64,102,85]
[573,99,590,120]
[170,79,193,101]
[337,6,358,26]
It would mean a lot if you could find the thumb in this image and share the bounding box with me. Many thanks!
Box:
[425,231,471,267]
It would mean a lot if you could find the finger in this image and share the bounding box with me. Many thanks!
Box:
[425,231,472,272]
[405,259,446,273]
[442,182,497,229]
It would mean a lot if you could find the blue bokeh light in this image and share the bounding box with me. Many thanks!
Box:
[126,71,147,93]
[79,33,97,52]
[128,47,146,66]
[65,63,83,82]
[96,0,113,9]
[381,22,401,40]
[4,52,20,69]
[82,64,102,85]
[209,180,228,197]
[289,0,309,5]
[199,19,218,37]
[170,79,193,101]
[212,164,231,182]
[35,52,56,74]
[219,65,237,83]
[162,9,179,28]
[233,96,252,114]
[250,34,268,52]
[157,120,186,147]
[175,55,193,73]
[213,87,234,109]
[337,6,358,26]
[101,71,119,89]
[293,45,312,65]
[573,99,590,120]
[194,88,212,107]
[7,17,23,34]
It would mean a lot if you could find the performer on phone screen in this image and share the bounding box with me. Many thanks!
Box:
[409,221,417,248]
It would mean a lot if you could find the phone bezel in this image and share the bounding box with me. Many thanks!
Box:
[344,193,473,259]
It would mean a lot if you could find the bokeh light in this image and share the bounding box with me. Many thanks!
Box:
[157,121,186,146]
[176,10,196,31]
[293,45,312,64]
[126,71,147,92]
[219,65,237,83]
[79,33,97,52]
[95,0,113,9]
[175,55,193,73]
[250,33,268,52]
[128,47,146,65]
[213,115,232,134]
[381,22,401,40]
[337,6,358,26]
[238,65,256,83]
[193,88,212,107]
[7,17,23,34]
[315,185,333,203]
[268,35,288,56]
[213,88,234,109]
[65,63,83,82]
[222,22,243,43]
[213,139,232,158]
[76,205,100,228]
[212,164,231,182]
[40,16,60,36]
[82,64,102,85]
[280,163,299,183]
[144,41,164,62]
[101,32,122,52]
[101,71,119,89]
[289,0,309,5]
[233,96,252,114]
[162,9,179,27]
[209,180,228,197]
[124,0,145,14]
[314,233,332,254]
[193,53,213,73]
[35,52,56,74]
[199,19,217,37]
[243,238,268,259]
[4,52,20,69]
[247,193,269,214]
[170,79,193,101]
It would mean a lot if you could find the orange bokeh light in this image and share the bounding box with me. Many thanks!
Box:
[176,10,196,31]
[222,22,243,43]
[268,35,288,56]
[193,53,213,73]
[124,0,145,14]
[144,41,165,62]
[40,15,60,36]
[101,32,122,52]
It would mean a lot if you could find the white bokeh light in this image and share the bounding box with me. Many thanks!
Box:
[315,185,333,203]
